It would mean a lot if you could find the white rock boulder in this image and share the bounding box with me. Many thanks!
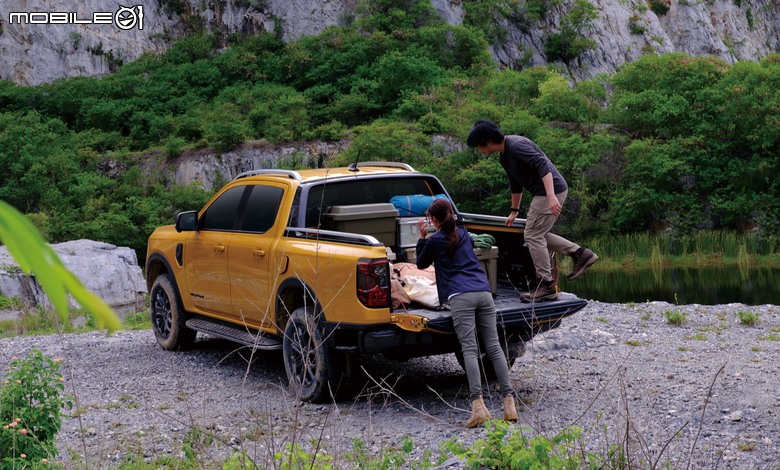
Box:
[0,239,146,315]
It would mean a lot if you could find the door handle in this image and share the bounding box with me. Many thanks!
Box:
[252,248,266,257]
[213,244,225,253]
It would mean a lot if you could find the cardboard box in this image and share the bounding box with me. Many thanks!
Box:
[326,203,399,247]
[475,246,499,293]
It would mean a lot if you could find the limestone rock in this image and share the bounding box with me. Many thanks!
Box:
[0,239,146,314]
[153,136,465,190]
[493,0,779,81]
[1,0,777,86]
[168,140,348,192]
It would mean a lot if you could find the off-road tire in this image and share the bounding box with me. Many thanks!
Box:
[283,306,333,403]
[150,274,197,350]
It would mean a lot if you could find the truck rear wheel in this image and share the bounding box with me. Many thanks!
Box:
[283,307,332,402]
[150,274,196,350]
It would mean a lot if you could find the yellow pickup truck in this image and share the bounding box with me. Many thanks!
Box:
[145,162,586,402]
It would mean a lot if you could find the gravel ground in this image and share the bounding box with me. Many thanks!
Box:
[2,300,780,469]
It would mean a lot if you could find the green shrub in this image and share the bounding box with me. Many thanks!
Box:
[345,436,420,469]
[412,24,493,71]
[648,0,670,15]
[737,310,759,327]
[0,296,22,311]
[161,33,217,65]
[335,121,431,167]
[274,442,333,470]
[628,14,647,35]
[531,74,588,123]
[202,104,249,152]
[1,349,72,467]
[164,136,186,159]
[543,0,598,65]
[480,67,555,109]
[369,51,447,109]
[312,120,347,142]
[664,309,686,326]
[246,84,311,142]
[445,420,626,469]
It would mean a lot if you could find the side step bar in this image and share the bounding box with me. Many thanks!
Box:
[186,318,283,351]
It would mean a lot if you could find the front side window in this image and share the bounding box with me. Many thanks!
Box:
[202,186,246,231]
[240,185,285,233]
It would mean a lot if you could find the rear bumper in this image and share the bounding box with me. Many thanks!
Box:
[326,289,587,357]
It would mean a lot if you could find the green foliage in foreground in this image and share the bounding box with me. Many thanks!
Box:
[1,349,71,468]
[0,201,121,332]
[445,420,627,469]
[261,421,630,469]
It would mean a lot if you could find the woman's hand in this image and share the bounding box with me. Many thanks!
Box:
[417,217,430,238]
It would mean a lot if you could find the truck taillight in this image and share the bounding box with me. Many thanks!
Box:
[357,258,390,308]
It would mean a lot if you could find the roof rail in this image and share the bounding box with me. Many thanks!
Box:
[348,162,416,172]
[234,169,303,181]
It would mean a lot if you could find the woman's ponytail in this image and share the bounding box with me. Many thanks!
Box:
[427,198,459,256]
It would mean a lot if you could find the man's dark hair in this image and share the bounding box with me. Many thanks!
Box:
[466,120,505,148]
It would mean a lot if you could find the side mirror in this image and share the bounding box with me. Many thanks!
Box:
[175,211,198,232]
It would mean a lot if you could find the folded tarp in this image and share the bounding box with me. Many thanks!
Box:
[389,194,449,217]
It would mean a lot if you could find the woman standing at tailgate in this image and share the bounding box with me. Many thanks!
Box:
[415,198,517,428]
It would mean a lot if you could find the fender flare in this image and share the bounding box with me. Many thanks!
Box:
[275,277,325,330]
[145,253,185,307]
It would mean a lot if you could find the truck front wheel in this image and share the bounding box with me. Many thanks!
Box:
[283,307,332,402]
[150,274,196,350]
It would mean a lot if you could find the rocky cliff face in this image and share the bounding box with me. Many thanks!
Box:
[166,140,348,191]
[144,135,462,191]
[492,0,778,80]
[1,0,777,85]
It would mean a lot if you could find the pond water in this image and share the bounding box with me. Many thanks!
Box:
[558,266,780,306]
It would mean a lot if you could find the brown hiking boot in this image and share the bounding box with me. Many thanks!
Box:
[503,395,518,422]
[466,396,492,428]
[567,248,598,281]
[521,280,558,302]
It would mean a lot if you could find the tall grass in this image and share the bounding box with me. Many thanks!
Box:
[584,231,780,269]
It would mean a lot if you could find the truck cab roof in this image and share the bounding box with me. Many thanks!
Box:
[234,162,417,184]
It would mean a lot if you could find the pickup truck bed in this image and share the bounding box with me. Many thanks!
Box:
[402,288,587,335]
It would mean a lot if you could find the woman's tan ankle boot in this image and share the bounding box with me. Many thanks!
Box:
[503,395,518,422]
[466,396,492,428]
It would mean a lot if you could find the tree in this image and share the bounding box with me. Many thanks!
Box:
[543,0,598,66]
[531,74,587,122]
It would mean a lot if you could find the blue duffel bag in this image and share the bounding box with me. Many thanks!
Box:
[390,194,449,217]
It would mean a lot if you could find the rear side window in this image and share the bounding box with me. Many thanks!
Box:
[241,185,284,233]
[202,186,245,231]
